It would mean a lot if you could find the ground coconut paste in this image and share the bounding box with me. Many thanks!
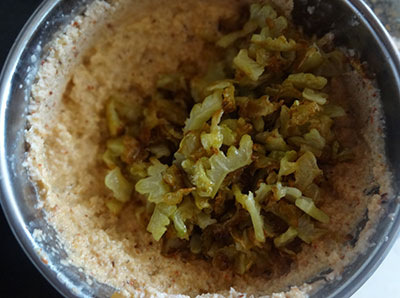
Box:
[25,0,393,297]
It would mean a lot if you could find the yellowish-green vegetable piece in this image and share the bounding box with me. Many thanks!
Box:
[249,3,277,27]
[172,198,197,239]
[129,162,149,180]
[233,49,264,81]
[295,151,322,190]
[302,88,328,105]
[163,188,195,205]
[296,45,324,72]
[102,149,118,169]
[251,35,296,52]
[233,184,265,242]
[271,182,287,201]
[197,211,217,229]
[278,150,297,178]
[177,131,201,160]
[256,128,290,151]
[295,196,329,223]
[284,187,303,202]
[184,90,223,132]
[207,134,253,197]
[182,157,213,197]
[148,143,170,159]
[303,183,321,202]
[255,183,272,202]
[234,252,254,275]
[217,21,258,48]
[193,192,210,210]
[183,135,253,198]
[274,226,298,247]
[147,203,177,241]
[297,214,326,243]
[172,209,188,239]
[255,182,302,203]
[252,117,265,132]
[221,83,236,113]
[135,159,170,203]
[289,128,326,157]
[171,198,216,239]
[206,80,235,93]
[200,110,224,152]
[287,101,322,133]
[105,167,133,203]
[107,138,125,155]
[285,73,328,90]
[238,95,281,119]
[279,105,290,136]
[323,103,346,118]
[272,182,302,202]
[106,99,123,137]
[106,199,124,215]
[220,124,237,146]
[270,16,288,37]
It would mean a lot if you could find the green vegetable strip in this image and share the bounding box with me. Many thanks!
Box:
[323,103,346,118]
[285,73,328,90]
[147,203,177,241]
[207,134,253,198]
[200,110,224,151]
[274,226,298,247]
[106,100,123,137]
[171,210,188,239]
[295,196,329,223]
[105,199,124,215]
[249,3,277,27]
[251,35,296,52]
[103,149,118,169]
[233,49,264,81]
[302,88,328,105]
[217,21,258,48]
[135,159,170,204]
[184,91,222,132]
[255,183,272,202]
[233,185,265,242]
[105,167,133,203]
[294,151,322,190]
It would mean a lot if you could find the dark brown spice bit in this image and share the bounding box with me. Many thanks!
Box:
[381,193,388,203]
[162,164,186,191]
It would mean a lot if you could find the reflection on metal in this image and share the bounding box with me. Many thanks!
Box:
[365,0,400,38]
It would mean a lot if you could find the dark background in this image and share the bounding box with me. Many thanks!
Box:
[0,1,62,297]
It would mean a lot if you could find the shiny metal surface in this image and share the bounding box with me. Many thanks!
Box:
[364,0,400,41]
[0,0,399,297]
[0,1,114,297]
